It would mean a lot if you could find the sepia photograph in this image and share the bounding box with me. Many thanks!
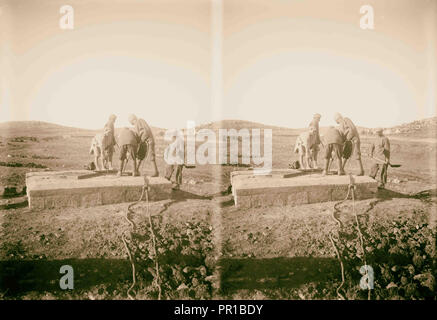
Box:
[0,0,436,305]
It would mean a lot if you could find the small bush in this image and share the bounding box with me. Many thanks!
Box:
[0,161,47,168]
[10,136,38,142]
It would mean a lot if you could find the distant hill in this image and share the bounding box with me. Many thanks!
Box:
[0,121,164,138]
[198,119,285,130]
[383,117,437,138]
[0,121,98,138]
[356,117,437,138]
[1,117,435,139]
[195,119,302,136]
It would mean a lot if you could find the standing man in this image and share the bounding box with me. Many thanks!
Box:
[164,130,185,190]
[102,114,117,170]
[128,114,159,177]
[322,126,345,176]
[334,113,365,176]
[369,128,390,189]
[309,113,322,169]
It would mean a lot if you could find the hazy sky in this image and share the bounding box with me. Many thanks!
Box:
[1,0,436,129]
[223,0,437,128]
[0,0,211,129]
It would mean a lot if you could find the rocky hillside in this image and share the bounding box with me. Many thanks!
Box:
[387,117,437,137]
[360,117,437,138]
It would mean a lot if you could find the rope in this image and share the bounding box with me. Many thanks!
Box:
[145,186,162,300]
[350,184,371,300]
[329,175,373,300]
[329,182,352,300]
[121,176,163,300]
[121,183,147,300]
[329,232,345,300]
[122,233,136,300]
[331,184,351,228]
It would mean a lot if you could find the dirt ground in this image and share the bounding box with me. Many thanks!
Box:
[0,122,436,299]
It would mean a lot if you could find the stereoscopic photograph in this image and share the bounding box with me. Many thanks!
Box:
[0,0,436,303]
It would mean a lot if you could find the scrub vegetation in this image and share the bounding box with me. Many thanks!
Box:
[0,120,436,299]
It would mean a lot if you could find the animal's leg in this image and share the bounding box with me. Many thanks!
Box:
[94,154,100,171]
[100,155,105,172]
[313,150,319,169]
[103,153,109,170]
[108,151,114,170]
[299,153,305,170]
[118,159,125,176]
[323,158,330,176]
[306,150,313,169]
[123,157,128,173]
[303,147,310,169]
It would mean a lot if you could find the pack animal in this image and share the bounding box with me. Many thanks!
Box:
[89,132,113,171]
[294,127,318,169]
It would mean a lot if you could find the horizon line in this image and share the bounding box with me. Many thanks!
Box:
[1,116,436,132]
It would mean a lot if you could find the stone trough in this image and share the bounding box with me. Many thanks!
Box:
[26,170,172,210]
[231,169,377,208]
